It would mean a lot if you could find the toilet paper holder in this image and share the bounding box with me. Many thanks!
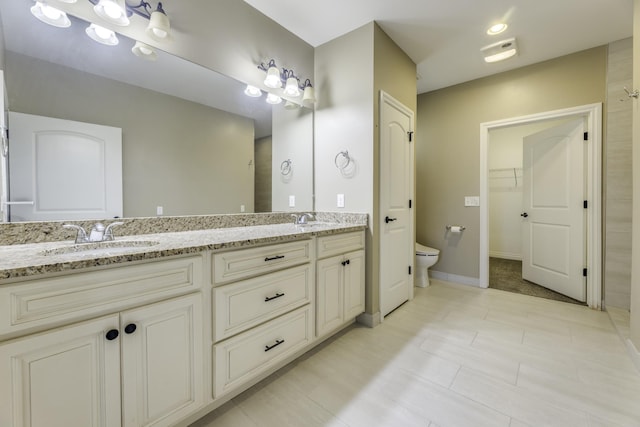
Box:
[445,225,466,232]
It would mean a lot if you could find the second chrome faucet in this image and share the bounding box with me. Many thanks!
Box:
[64,222,124,244]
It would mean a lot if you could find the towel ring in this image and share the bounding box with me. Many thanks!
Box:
[280,159,292,176]
[334,150,351,170]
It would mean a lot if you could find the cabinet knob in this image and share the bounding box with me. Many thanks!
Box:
[105,329,119,341]
[124,323,137,334]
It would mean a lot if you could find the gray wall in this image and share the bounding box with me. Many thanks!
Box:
[254,135,272,213]
[315,22,416,318]
[416,47,607,281]
[6,52,255,217]
[605,38,633,310]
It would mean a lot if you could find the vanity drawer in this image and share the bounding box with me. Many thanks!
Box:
[0,256,203,339]
[213,305,312,397]
[316,231,365,259]
[213,240,311,285]
[213,264,312,342]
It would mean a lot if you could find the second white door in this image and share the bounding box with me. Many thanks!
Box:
[522,118,586,302]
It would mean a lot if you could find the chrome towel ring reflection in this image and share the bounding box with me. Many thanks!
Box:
[280,159,292,176]
[334,150,351,170]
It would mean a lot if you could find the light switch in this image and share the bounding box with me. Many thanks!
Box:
[464,196,480,207]
[289,195,295,207]
[337,194,345,208]
[156,206,163,216]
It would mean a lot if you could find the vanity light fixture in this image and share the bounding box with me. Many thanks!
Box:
[487,23,508,35]
[262,60,282,89]
[283,70,300,97]
[244,85,262,97]
[131,41,157,60]
[145,3,170,40]
[301,79,316,105]
[86,23,119,45]
[266,93,282,105]
[30,1,72,28]
[481,37,517,63]
[93,0,129,26]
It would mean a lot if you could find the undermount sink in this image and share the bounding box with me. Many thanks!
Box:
[39,240,160,256]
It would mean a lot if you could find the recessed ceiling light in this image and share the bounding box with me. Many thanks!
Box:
[487,23,508,35]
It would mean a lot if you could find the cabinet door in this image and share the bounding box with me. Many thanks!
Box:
[316,255,344,338]
[121,294,204,427]
[0,315,121,427]
[344,250,366,320]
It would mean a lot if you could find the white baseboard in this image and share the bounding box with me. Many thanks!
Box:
[356,311,381,328]
[430,270,482,288]
[625,339,640,373]
[489,251,522,261]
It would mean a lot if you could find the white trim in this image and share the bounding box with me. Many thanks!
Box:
[430,270,481,287]
[625,339,640,373]
[378,91,415,320]
[489,251,522,261]
[356,311,381,328]
[479,103,602,309]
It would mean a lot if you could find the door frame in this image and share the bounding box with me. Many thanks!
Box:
[479,103,602,309]
[379,90,415,320]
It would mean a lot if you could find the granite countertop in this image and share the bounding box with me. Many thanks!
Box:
[0,222,366,281]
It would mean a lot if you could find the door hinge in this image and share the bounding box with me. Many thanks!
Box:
[408,131,414,142]
[583,268,588,277]
[408,266,412,275]
[409,199,412,208]
[583,132,588,141]
[583,200,588,209]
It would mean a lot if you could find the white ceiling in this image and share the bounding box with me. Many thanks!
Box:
[243,0,633,93]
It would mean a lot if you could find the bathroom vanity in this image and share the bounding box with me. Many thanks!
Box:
[0,218,366,427]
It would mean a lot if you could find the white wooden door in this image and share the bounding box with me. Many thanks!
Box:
[0,71,8,222]
[380,92,414,317]
[120,293,204,427]
[316,255,344,337]
[522,119,586,301]
[0,315,122,427]
[8,112,122,221]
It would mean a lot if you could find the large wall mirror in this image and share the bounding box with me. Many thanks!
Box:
[0,1,313,222]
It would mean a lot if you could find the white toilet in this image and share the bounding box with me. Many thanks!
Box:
[415,243,440,288]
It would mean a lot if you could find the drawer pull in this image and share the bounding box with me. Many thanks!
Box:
[105,329,119,341]
[341,259,351,266]
[265,292,285,302]
[264,255,285,262]
[124,323,137,334]
[264,338,285,352]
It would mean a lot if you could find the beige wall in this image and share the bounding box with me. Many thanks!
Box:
[315,22,416,318]
[6,52,255,217]
[605,38,633,310]
[416,47,607,280]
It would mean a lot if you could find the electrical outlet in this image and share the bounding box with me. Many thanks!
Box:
[156,206,163,216]
[289,195,295,207]
[337,194,345,208]
[240,204,245,213]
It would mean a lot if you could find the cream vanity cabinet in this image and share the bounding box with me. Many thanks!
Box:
[212,239,314,397]
[316,231,365,338]
[0,256,205,427]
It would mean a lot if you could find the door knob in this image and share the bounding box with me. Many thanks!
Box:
[520,212,529,218]
[105,329,119,341]
[385,216,397,224]
[124,324,137,334]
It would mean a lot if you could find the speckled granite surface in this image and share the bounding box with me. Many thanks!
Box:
[0,212,368,246]
[0,219,367,282]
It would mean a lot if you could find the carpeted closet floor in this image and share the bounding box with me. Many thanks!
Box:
[489,257,585,306]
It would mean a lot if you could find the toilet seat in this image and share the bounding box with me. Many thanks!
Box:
[416,243,439,256]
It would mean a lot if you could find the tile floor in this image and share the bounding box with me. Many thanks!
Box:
[191,280,640,427]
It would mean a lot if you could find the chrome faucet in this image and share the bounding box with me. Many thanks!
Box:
[63,221,124,243]
[63,224,89,244]
[291,213,314,225]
